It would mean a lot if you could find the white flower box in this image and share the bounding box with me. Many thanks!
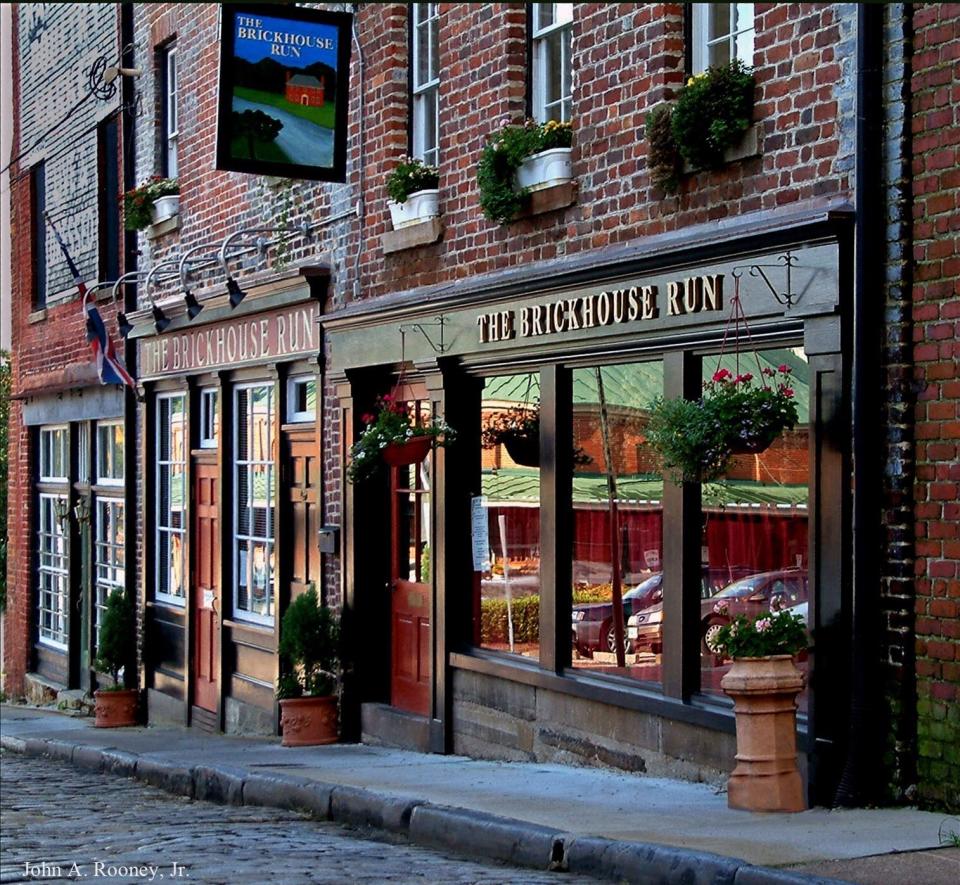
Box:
[151,194,180,225]
[387,189,440,230]
[515,147,573,192]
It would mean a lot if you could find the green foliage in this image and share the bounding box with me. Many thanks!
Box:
[477,119,573,224]
[644,104,680,193]
[709,607,808,658]
[0,351,8,612]
[94,590,135,686]
[232,108,284,163]
[481,403,539,449]
[480,587,614,644]
[671,60,755,171]
[645,366,800,482]
[347,394,456,483]
[123,177,179,231]
[278,587,339,697]
[387,157,440,204]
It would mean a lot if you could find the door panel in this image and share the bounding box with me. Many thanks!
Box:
[192,462,219,713]
[284,427,320,602]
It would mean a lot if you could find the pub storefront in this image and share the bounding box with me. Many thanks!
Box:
[131,270,327,733]
[330,210,851,803]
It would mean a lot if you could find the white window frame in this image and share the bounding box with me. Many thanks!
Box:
[94,497,125,651]
[691,3,755,74]
[155,393,187,607]
[412,3,440,166]
[37,493,69,649]
[39,425,69,482]
[531,3,574,123]
[233,383,276,626]
[199,388,219,449]
[96,420,124,486]
[286,375,317,423]
[164,44,178,178]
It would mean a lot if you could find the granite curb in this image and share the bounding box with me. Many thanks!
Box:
[0,733,847,884]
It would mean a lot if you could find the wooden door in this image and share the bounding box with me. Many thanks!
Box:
[192,461,219,713]
[390,411,432,716]
[283,426,320,602]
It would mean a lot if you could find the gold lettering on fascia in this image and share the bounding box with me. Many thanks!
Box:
[481,274,724,344]
[143,305,319,376]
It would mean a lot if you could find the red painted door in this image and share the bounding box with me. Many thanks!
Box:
[390,400,433,717]
[192,461,219,713]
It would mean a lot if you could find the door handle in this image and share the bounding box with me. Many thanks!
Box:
[211,596,219,619]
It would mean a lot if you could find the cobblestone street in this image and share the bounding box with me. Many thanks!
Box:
[0,752,597,885]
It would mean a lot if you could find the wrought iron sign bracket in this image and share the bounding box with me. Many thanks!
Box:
[732,250,800,309]
[400,316,450,355]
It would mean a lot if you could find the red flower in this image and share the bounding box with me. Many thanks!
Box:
[713,368,732,382]
[734,372,753,384]
[781,387,795,398]
[361,413,374,424]
[778,364,792,374]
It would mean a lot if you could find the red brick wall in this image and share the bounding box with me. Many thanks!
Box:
[911,1,960,813]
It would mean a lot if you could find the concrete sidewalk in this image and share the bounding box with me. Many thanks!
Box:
[2,705,956,884]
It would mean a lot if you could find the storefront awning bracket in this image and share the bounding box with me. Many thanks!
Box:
[732,250,799,308]
[399,315,450,355]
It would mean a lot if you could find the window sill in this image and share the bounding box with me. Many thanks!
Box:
[681,124,760,175]
[382,216,443,254]
[28,308,47,324]
[146,213,180,240]
[511,180,578,222]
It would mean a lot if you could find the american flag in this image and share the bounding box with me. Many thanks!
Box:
[45,213,137,390]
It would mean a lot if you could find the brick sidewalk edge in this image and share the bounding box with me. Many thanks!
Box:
[0,733,847,885]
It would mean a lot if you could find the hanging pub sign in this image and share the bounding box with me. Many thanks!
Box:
[216,4,352,181]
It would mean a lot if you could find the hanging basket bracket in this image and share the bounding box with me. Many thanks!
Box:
[732,251,799,309]
[399,315,450,355]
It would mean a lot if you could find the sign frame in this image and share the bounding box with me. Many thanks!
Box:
[216,3,352,182]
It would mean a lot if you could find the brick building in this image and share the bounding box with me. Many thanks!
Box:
[285,72,326,108]
[4,3,958,812]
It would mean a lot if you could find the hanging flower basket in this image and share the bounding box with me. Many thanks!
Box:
[502,433,540,467]
[383,435,434,467]
[645,365,800,483]
[347,394,455,483]
[482,402,591,469]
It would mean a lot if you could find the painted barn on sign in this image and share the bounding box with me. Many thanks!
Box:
[284,71,324,107]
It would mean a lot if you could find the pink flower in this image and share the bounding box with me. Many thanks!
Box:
[712,368,732,382]
[382,393,392,402]
[781,387,794,398]
[734,372,753,384]
[778,364,792,374]
[762,367,775,376]
[713,601,729,615]
[756,617,772,633]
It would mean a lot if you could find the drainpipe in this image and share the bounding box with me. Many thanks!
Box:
[834,1,885,808]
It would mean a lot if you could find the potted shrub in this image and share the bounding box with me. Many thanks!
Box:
[124,177,180,230]
[347,394,455,483]
[277,587,340,747]
[711,603,809,812]
[386,156,440,229]
[93,590,138,728]
[645,365,799,482]
[478,118,574,224]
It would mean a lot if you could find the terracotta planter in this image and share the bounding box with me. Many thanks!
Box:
[502,434,539,467]
[94,689,138,728]
[279,695,338,747]
[720,655,806,812]
[383,436,433,467]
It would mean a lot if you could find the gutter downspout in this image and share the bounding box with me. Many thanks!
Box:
[834,0,885,808]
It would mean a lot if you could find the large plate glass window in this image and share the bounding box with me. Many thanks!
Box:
[37,493,68,648]
[39,426,68,482]
[94,498,125,651]
[96,421,124,486]
[571,361,665,684]
[287,375,317,423]
[476,373,541,661]
[697,347,810,712]
[234,383,276,624]
[691,3,754,73]
[531,3,573,122]
[412,3,440,166]
[156,394,187,605]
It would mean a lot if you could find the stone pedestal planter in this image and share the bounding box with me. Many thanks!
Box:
[150,194,180,225]
[720,655,806,812]
[279,695,338,746]
[387,189,440,229]
[516,147,573,192]
[94,689,138,728]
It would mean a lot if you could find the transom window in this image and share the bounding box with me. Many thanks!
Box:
[531,3,573,122]
[199,388,219,449]
[234,384,276,624]
[691,3,754,73]
[39,426,68,482]
[37,493,69,648]
[156,394,187,605]
[94,498,125,651]
[287,375,317,423]
[96,421,124,485]
[412,3,440,166]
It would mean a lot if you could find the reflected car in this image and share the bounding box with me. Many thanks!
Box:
[572,573,663,657]
[626,567,752,654]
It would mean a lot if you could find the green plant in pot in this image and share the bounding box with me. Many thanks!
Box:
[277,587,340,746]
[386,156,440,229]
[93,590,138,728]
[124,177,179,231]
